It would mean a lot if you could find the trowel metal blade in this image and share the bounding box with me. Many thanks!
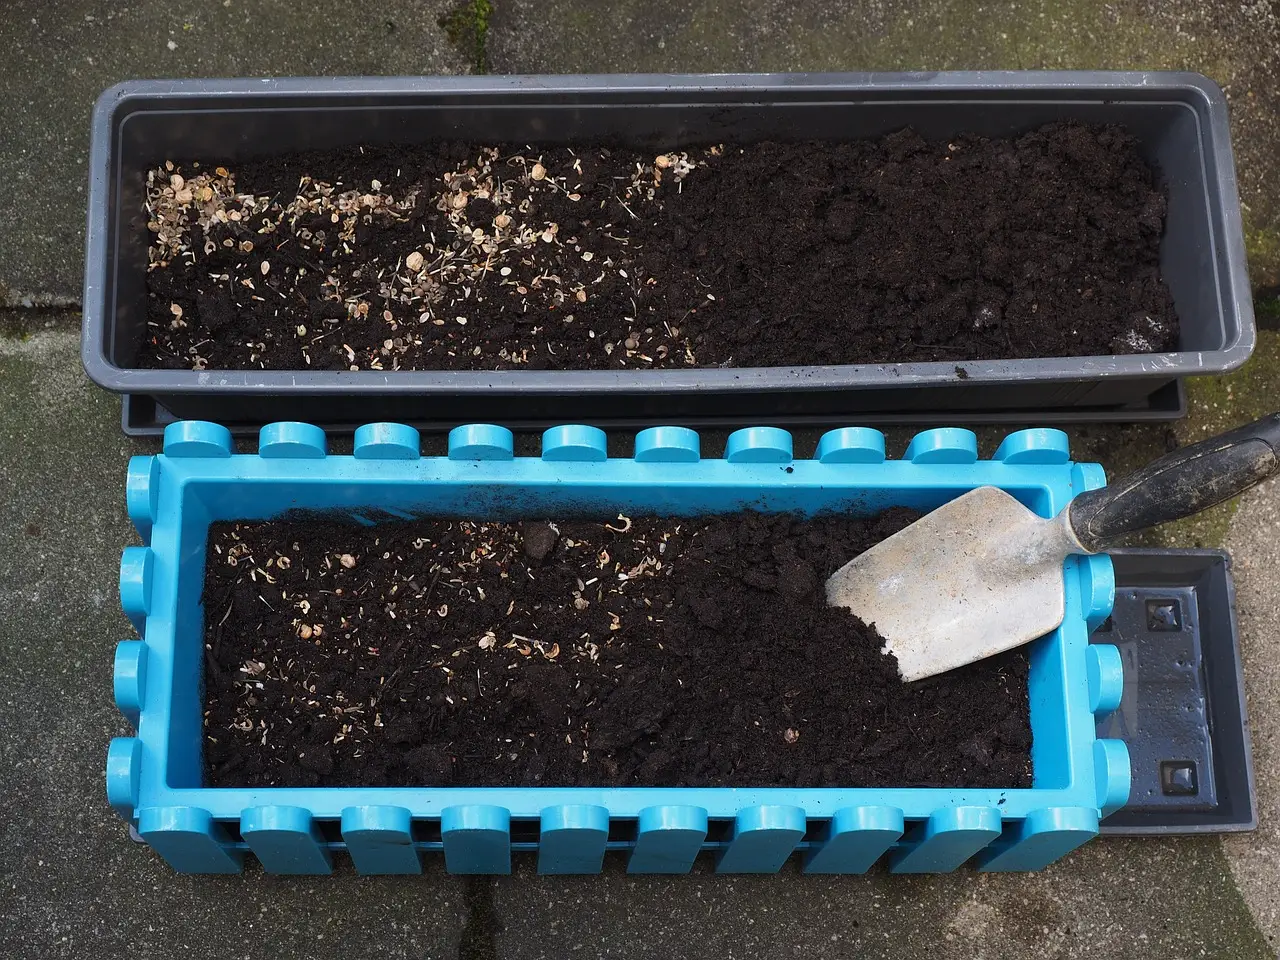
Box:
[825,487,1075,682]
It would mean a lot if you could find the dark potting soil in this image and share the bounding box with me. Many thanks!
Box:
[202,511,1033,790]
[142,123,1177,373]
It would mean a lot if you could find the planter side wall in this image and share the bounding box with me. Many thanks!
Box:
[107,421,1128,875]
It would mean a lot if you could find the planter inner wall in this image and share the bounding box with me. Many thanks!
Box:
[159,453,1077,805]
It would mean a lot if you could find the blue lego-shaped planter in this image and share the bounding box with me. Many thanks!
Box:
[108,421,1128,876]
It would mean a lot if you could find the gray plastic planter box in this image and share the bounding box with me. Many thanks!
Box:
[83,73,1254,432]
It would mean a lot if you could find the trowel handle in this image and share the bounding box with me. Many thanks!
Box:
[1068,412,1280,552]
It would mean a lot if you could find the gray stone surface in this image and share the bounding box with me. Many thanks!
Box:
[5,1,1280,956]
[487,0,1280,290]
[0,0,468,304]
[489,836,1269,959]
[1225,475,1280,953]
[0,319,466,960]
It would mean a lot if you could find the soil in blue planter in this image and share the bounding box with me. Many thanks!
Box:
[140,123,1176,373]
[202,509,1032,790]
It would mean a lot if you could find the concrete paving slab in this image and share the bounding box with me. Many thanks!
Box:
[0,0,469,304]
[487,0,1280,290]
[489,837,1270,960]
[1224,475,1280,953]
[0,318,466,960]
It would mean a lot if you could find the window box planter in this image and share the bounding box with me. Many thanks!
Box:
[82,73,1252,432]
[107,420,1128,875]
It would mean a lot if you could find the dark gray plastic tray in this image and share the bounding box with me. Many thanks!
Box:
[83,73,1254,430]
[1096,549,1256,835]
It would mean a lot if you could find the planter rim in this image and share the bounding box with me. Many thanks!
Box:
[109,420,1129,875]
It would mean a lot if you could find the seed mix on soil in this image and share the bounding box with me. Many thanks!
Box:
[143,123,1177,373]
[203,510,1033,789]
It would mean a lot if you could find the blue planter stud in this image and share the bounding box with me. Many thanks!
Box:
[106,737,141,819]
[442,805,511,874]
[724,427,793,464]
[716,805,806,874]
[803,805,904,874]
[538,804,610,874]
[258,422,327,459]
[628,805,708,874]
[890,806,1001,873]
[904,427,979,464]
[976,807,1099,872]
[241,805,333,875]
[994,428,1070,465]
[126,456,161,541]
[814,427,887,464]
[1094,739,1132,816]
[119,546,153,634]
[542,424,608,462]
[448,424,514,461]
[353,423,420,460]
[112,640,147,728]
[162,421,233,458]
[138,806,243,874]
[634,426,701,463]
[1087,645,1124,716]
[1079,553,1116,632]
[341,805,421,875]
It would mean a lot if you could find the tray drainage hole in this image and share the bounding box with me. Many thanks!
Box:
[1160,760,1199,796]
[1146,599,1183,632]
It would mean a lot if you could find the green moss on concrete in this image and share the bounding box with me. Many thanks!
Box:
[1246,225,1280,292]
[439,0,493,73]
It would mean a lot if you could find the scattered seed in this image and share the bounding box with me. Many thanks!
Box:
[339,553,357,569]
[405,250,424,272]
[260,261,270,276]
[169,303,183,318]
[530,162,547,181]
[784,728,801,744]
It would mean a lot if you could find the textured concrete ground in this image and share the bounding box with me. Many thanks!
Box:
[2,1,1279,958]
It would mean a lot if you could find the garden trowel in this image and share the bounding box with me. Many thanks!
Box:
[826,413,1280,682]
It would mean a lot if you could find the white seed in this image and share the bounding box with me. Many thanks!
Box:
[494,213,512,229]
[170,174,185,191]
[339,553,356,569]
[499,266,512,277]
[174,188,193,204]
[654,155,671,169]
[530,162,546,181]
[260,261,270,276]
[169,303,183,318]
[581,251,594,262]
[405,250,424,272]
[541,230,555,243]
[295,324,307,336]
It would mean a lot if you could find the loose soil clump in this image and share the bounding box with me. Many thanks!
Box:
[142,123,1177,372]
[203,510,1033,789]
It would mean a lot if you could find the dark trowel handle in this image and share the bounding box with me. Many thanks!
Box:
[1068,412,1280,552]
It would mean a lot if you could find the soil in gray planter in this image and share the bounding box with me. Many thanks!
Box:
[142,123,1176,373]
[201,510,1033,789]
